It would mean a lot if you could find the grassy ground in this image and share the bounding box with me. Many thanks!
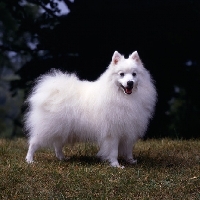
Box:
[0,138,199,200]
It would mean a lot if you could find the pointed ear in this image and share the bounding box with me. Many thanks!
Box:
[112,51,122,65]
[130,51,141,62]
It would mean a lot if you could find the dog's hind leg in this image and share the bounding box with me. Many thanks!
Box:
[54,141,66,161]
[26,140,40,163]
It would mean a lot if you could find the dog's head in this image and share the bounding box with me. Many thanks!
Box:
[110,51,144,95]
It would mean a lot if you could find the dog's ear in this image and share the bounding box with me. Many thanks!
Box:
[130,51,141,62]
[112,51,122,65]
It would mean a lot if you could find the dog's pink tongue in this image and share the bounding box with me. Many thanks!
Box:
[125,88,132,94]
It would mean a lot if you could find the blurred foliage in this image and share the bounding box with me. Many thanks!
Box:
[0,0,200,138]
[0,0,57,137]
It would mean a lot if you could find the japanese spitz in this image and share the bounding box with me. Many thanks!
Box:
[25,51,157,168]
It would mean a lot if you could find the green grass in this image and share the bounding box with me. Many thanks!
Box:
[0,138,199,199]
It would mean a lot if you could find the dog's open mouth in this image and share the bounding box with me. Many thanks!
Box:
[121,85,133,95]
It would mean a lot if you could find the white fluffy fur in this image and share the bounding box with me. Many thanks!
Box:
[25,51,157,168]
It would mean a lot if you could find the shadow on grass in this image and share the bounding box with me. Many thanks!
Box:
[68,155,101,166]
[37,149,196,169]
[44,155,186,168]
[41,153,189,168]
[135,154,192,169]
[41,154,102,166]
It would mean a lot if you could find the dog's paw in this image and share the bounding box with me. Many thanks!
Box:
[126,158,137,164]
[110,161,124,169]
[26,159,34,164]
[25,155,34,164]
[59,156,70,161]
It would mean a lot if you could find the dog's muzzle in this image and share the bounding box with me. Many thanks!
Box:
[121,81,134,95]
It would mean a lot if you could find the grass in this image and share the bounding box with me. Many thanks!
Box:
[0,138,199,199]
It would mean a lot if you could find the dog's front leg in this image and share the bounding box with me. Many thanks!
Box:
[118,137,137,164]
[97,136,123,168]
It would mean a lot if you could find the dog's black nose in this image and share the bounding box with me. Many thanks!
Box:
[127,81,134,87]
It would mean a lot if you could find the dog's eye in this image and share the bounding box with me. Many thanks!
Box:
[119,73,124,77]
[132,72,137,77]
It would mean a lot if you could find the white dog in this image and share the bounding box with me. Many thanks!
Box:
[25,51,157,168]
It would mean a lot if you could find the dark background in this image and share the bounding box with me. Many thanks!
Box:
[0,0,200,138]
